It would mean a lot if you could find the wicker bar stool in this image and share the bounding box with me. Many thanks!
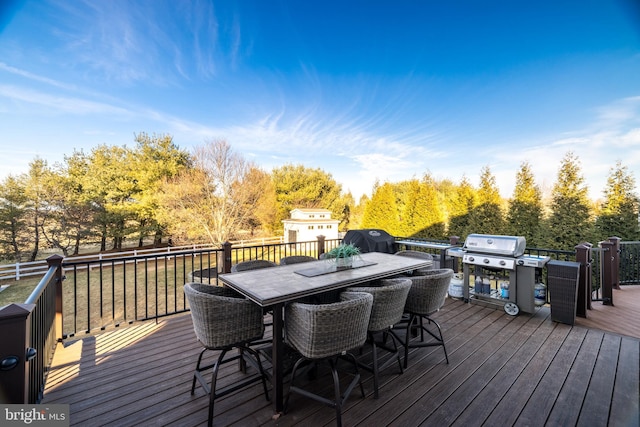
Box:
[346,277,411,398]
[284,291,373,427]
[184,283,270,427]
[393,268,453,368]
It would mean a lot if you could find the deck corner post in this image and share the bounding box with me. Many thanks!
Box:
[575,242,593,317]
[0,303,36,403]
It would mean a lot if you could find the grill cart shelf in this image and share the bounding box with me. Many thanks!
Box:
[450,234,549,315]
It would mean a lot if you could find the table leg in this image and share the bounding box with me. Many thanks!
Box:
[272,303,285,413]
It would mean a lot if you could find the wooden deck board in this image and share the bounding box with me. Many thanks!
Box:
[422,311,543,426]
[610,337,640,427]
[578,332,622,426]
[545,329,603,426]
[42,289,640,427]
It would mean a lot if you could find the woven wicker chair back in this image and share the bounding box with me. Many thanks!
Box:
[394,250,434,261]
[346,278,411,332]
[231,259,277,272]
[285,291,373,359]
[279,255,317,265]
[404,269,453,316]
[184,283,264,349]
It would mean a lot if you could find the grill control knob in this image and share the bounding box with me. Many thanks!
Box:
[517,259,524,265]
[483,258,490,264]
[468,256,475,262]
[500,260,506,266]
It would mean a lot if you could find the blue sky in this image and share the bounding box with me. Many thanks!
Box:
[1,0,639,200]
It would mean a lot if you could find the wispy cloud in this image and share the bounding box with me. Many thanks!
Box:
[0,85,130,115]
[0,62,77,91]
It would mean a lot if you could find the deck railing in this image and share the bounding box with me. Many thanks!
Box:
[0,255,63,404]
[59,236,339,338]
[1,235,637,404]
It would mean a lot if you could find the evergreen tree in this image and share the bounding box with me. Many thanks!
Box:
[131,133,190,245]
[398,179,421,237]
[468,166,504,235]
[0,175,29,261]
[404,175,446,239]
[84,144,138,250]
[361,182,400,235]
[270,164,344,233]
[40,154,96,256]
[594,161,640,241]
[506,161,543,246]
[447,176,476,240]
[541,152,593,250]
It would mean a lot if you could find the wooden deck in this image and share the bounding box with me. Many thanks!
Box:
[42,287,640,427]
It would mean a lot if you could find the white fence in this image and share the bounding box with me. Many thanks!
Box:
[0,237,284,281]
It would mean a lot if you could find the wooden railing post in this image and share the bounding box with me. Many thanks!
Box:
[317,235,326,258]
[222,241,232,273]
[575,243,592,317]
[0,303,35,403]
[47,254,64,342]
[599,240,614,306]
[608,236,621,290]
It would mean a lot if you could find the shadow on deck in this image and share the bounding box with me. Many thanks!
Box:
[42,288,640,426]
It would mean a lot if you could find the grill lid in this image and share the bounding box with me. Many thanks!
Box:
[463,234,526,257]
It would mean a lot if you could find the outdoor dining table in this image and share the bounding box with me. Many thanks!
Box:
[217,251,433,414]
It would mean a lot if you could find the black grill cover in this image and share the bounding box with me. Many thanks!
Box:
[342,229,397,254]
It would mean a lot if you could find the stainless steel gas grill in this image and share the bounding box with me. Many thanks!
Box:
[455,234,550,315]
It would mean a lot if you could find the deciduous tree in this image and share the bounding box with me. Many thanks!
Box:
[157,139,264,244]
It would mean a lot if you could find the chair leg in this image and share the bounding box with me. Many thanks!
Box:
[386,330,404,375]
[329,358,343,427]
[427,316,449,364]
[403,314,416,368]
[286,354,363,425]
[371,333,380,399]
[403,314,449,365]
[208,349,228,427]
[192,348,207,394]
[251,347,271,401]
[284,357,308,414]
